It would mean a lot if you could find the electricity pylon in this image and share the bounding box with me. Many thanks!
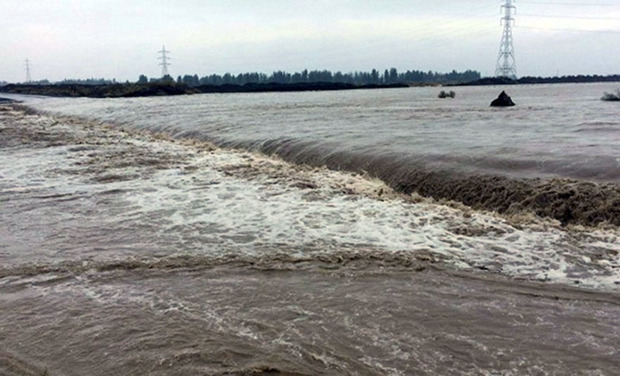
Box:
[158,45,171,77]
[495,0,517,79]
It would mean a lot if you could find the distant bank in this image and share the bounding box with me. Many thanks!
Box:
[0,82,408,98]
[458,74,620,86]
[3,74,620,98]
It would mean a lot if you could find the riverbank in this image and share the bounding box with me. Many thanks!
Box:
[0,82,408,98]
[460,74,620,86]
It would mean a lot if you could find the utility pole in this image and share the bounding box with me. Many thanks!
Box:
[157,45,171,77]
[495,0,517,79]
[25,58,32,83]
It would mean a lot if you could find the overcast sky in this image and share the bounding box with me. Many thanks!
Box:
[2,0,619,83]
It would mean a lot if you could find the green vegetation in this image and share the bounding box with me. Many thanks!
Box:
[0,82,411,98]
[171,68,481,87]
[438,90,456,98]
[461,74,620,86]
[0,67,481,98]
[0,82,196,98]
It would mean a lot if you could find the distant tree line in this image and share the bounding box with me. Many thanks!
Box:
[136,68,481,87]
[517,74,620,84]
[10,79,51,85]
[60,78,118,85]
[463,74,620,86]
[9,71,620,88]
[5,78,117,86]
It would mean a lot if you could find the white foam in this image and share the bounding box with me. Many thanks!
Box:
[101,144,620,290]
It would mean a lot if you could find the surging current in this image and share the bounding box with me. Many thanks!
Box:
[0,84,619,375]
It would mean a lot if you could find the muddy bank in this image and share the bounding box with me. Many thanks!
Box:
[0,82,408,98]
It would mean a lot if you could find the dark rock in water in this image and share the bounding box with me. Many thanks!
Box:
[601,89,620,101]
[490,91,515,107]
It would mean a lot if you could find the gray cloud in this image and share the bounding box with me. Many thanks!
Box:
[1,1,618,82]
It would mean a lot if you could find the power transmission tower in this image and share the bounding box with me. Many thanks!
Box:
[157,45,171,77]
[495,0,517,79]
[25,58,32,83]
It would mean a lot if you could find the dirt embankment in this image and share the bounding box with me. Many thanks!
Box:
[0,82,408,98]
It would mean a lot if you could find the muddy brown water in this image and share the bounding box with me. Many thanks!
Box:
[1,104,619,375]
[1,264,619,376]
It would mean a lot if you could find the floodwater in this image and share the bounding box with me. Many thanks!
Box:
[0,84,619,375]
